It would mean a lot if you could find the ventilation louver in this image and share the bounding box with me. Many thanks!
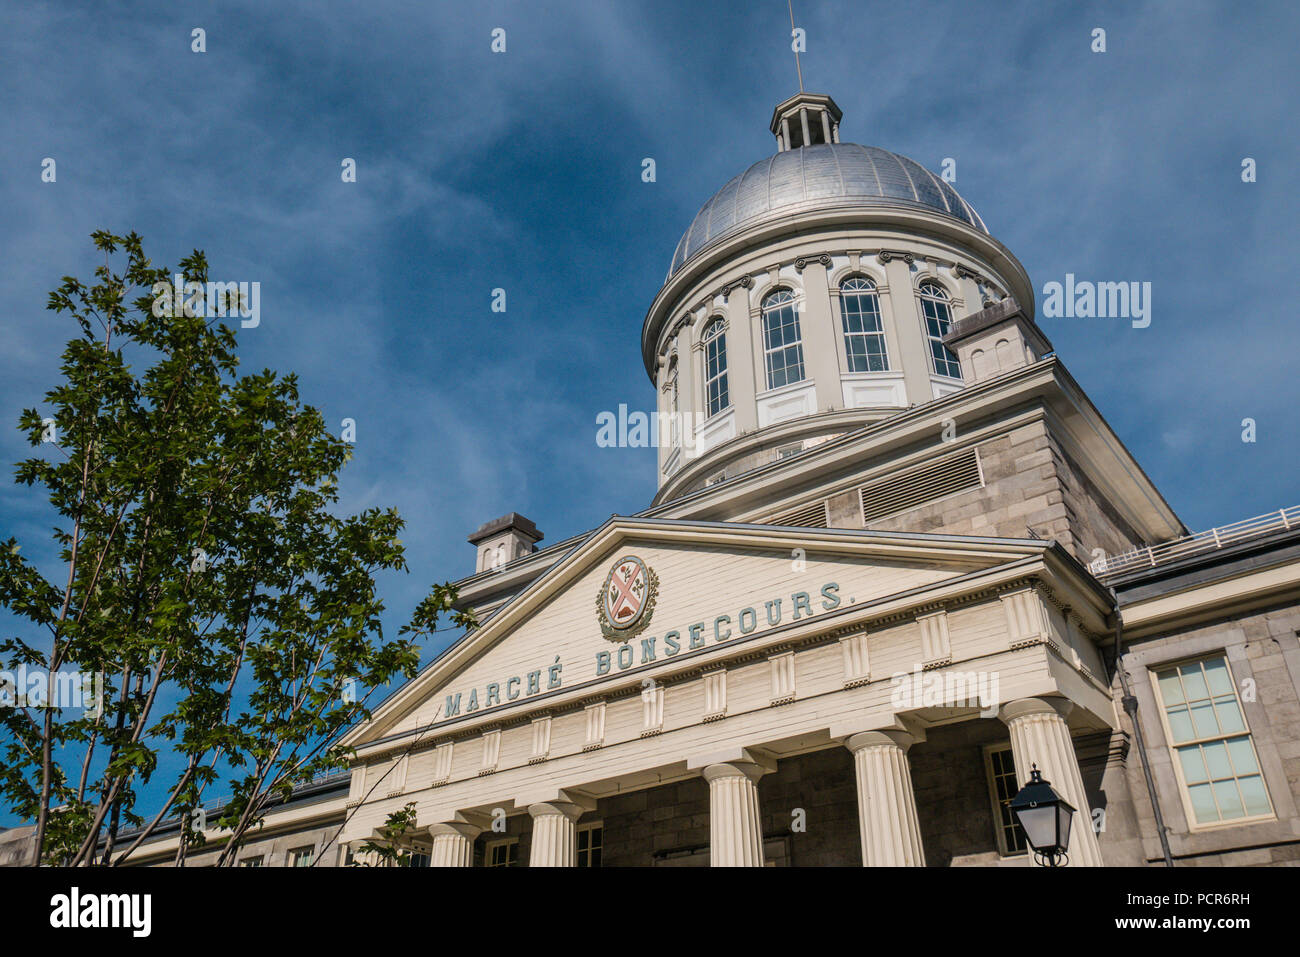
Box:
[859,448,983,524]
[770,500,830,528]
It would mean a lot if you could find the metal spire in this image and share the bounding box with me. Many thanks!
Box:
[788,0,804,92]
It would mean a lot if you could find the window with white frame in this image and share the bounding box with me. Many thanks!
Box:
[918,280,961,378]
[288,845,315,867]
[485,837,519,867]
[701,317,729,417]
[665,355,680,448]
[839,276,889,372]
[239,855,264,867]
[761,288,806,390]
[984,745,1028,856]
[1153,655,1273,827]
[577,822,603,867]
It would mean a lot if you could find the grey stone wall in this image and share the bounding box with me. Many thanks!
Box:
[861,423,1146,568]
[592,748,860,866]
[1115,600,1300,866]
[908,719,1023,866]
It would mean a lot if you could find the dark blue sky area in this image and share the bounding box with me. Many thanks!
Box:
[1,1,1296,825]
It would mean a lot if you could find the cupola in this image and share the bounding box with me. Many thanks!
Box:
[770,91,842,150]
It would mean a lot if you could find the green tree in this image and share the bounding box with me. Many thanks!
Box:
[0,231,472,865]
[355,801,421,866]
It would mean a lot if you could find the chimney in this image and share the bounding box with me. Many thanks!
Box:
[468,513,544,574]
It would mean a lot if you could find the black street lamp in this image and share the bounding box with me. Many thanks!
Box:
[1008,764,1075,867]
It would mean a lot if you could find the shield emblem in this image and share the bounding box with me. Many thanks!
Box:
[597,555,658,641]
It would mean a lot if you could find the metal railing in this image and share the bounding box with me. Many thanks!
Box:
[1090,506,1300,577]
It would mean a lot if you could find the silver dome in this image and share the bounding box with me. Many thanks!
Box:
[667,142,988,279]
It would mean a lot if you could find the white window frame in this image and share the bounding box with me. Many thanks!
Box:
[982,744,1028,857]
[761,289,806,390]
[665,356,680,449]
[1149,653,1275,831]
[576,821,603,868]
[288,845,315,868]
[485,837,519,867]
[700,317,729,418]
[918,280,961,378]
[838,276,890,372]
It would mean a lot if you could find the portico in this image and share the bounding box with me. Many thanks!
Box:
[338,518,1117,867]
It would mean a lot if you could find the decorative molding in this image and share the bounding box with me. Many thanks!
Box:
[716,274,753,302]
[840,632,870,685]
[917,609,952,667]
[769,650,796,704]
[430,741,454,786]
[480,728,501,774]
[703,669,727,721]
[641,683,665,734]
[584,700,606,750]
[794,253,832,272]
[530,715,552,763]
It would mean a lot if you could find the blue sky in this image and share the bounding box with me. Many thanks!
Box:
[1,0,1297,827]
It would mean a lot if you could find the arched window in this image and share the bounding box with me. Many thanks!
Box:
[761,289,805,390]
[839,276,889,372]
[701,317,729,417]
[665,355,680,447]
[918,281,961,378]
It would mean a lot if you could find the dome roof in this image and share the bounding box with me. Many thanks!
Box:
[667,142,988,279]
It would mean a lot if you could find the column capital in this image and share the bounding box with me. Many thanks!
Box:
[702,760,771,785]
[527,800,586,823]
[998,695,1074,725]
[844,728,919,754]
[427,821,482,841]
[687,745,777,774]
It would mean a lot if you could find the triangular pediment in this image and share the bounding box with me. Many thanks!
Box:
[345,519,1053,748]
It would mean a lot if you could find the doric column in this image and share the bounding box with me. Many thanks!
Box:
[999,697,1104,867]
[703,761,768,866]
[845,730,926,866]
[527,801,584,867]
[427,822,480,867]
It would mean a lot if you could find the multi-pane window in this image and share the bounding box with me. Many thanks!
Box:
[839,277,889,372]
[701,317,729,417]
[665,356,680,449]
[985,746,1028,856]
[918,281,961,378]
[1154,656,1273,826]
[577,823,603,867]
[486,838,519,867]
[761,289,806,390]
[240,855,264,867]
[288,845,315,867]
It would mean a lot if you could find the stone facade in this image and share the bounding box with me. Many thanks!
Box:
[1114,599,1300,866]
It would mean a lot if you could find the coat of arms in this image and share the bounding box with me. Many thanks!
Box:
[596,555,658,642]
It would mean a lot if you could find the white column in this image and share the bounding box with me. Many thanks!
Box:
[845,730,926,866]
[703,761,767,866]
[427,822,479,867]
[527,801,584,867]
[999,697,1104,867]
